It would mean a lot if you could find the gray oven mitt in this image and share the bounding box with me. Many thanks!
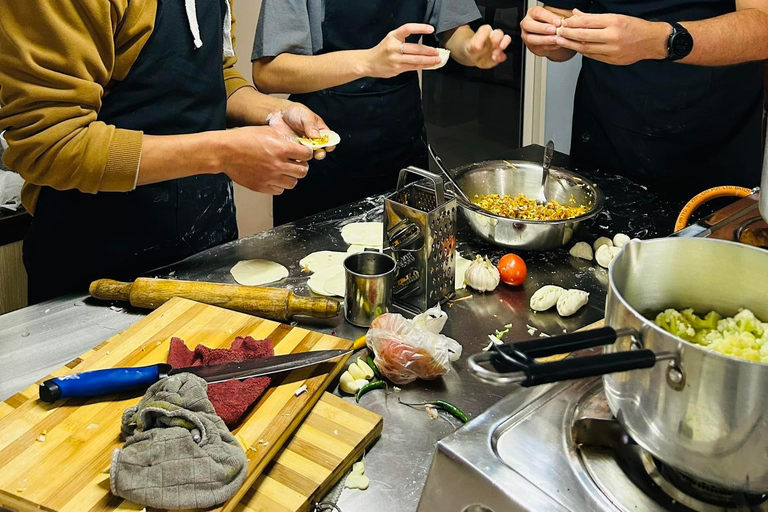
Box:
[110,373,247,510]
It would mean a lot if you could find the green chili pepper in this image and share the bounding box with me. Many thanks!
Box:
[366,356,381,379]
[398,398,469,423]
[355,380,388,403]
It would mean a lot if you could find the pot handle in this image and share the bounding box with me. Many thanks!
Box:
[469,327,666,386]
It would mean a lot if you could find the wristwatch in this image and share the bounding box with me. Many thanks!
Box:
[666,21,693,61]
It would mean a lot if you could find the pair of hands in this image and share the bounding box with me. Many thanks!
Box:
[366,23,512,78]
[521,6,669,65]
[224,104,335,195]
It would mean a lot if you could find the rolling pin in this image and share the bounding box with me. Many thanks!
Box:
[89,278,340,321]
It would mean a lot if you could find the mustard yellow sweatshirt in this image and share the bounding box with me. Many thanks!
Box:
[0,0,250,213]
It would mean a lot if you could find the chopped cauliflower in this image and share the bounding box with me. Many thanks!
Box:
[655,308,768,363]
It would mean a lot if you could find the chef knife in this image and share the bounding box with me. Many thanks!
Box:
[39,349,351,403]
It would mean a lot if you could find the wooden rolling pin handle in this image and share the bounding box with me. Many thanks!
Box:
[89,279,133,301]
[89,278,341,321]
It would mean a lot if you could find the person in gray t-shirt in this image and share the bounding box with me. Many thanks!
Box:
[252,0,511,225]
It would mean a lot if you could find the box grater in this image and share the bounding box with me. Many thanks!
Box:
[383,167,457,312]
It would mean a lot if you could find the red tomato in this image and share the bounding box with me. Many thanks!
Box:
[497,253,527,286]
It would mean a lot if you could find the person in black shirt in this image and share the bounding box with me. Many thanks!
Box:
[521,0,768,197]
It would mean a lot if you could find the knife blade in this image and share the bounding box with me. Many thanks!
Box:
[39,349,351,403]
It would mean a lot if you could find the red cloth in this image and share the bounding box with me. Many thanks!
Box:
[167,336,274,427]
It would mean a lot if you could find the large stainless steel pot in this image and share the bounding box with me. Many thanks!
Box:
[451,160,604,251]
[470,237,768,492]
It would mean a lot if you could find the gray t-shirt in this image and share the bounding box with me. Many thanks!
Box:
[252,0,481,60]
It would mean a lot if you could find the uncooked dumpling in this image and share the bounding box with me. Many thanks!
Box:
[455,255,473,290]
[300,251,348,272]
[612,233,631,248]
[556,289,589,316]
[569,242,593,261]
[341,222,383,247]
[230,259,288,286]
[593,236,613,252]
[595,244,622,269]
[530,285,565,311]
[424,48,451,70]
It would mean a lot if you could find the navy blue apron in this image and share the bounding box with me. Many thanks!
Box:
[273,0,430,225]
[23,0,237,304]
[569,0,763,198]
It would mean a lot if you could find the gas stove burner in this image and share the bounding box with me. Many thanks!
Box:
[573,385,768,512]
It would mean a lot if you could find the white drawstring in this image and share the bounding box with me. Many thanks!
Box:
[183,0,235,56]
[222,0,235,57]
[183,0,203,49]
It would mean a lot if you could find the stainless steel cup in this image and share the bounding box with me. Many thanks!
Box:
[343,251,396,327]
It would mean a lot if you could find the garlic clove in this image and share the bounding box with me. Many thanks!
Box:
[347,362,367,380]
[356,357,375,379]
[339,371,361,394]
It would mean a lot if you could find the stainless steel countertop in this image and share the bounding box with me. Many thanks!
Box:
[0,149,685,512]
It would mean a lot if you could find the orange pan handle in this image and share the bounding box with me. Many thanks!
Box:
[674,186,754,232]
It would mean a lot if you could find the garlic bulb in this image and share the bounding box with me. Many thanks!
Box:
[464,255,500,292]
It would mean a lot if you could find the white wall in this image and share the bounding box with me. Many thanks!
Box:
[232,0,274,236]
[543,54,581,154]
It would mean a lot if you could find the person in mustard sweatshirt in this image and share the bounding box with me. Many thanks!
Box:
[0,0,334,304]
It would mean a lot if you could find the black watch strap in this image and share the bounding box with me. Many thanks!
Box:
[666,21,693,61]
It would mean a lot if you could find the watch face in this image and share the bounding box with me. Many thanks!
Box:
[671,32,693,57]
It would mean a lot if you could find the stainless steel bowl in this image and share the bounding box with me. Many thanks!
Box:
[452,160,604,250]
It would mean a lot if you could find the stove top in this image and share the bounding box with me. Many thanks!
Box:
[417,193,768,512]
[417,378,768,512]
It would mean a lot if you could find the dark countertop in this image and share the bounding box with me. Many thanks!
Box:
[0,144,690,512]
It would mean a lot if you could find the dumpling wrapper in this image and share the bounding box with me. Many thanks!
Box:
[307,267,345,296]
[424,48,451,70]
[230,259,288,286]
[556,289,589,317]
[323,271,346,297]
[297,129,341,149]
[341,222,384,247]
[530,285,565,312]
[347,244,381,254]
[455,254,473,291]
[300,250,349,272]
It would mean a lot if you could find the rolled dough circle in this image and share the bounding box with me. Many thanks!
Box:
[341,222,384,247]
[300,250,349,272]
[230,259,289,286]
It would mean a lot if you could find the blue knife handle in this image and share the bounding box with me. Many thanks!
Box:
[39,364,172,402]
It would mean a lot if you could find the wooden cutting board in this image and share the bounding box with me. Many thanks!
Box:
[0,297,353,512]
[236,392,382,512]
